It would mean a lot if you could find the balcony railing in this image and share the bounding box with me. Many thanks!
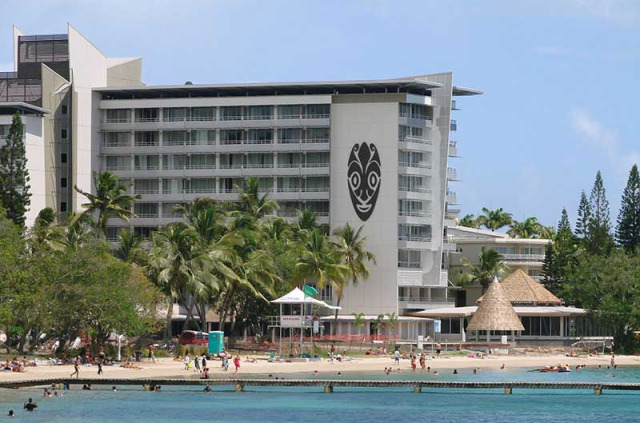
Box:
[134,141,159,147]
[398,186,431,193]
[302,163,330,168]
[135,213,159,218]
[302,187,329,192]
[398,261,422,269]
[134,189,160,195]
[277,163,301,168]
[398,210,431,218]
[105,165,131,171]
[105,118,131,124]
[399,136,431,145]
[135,117,160,123]
[244,139,273,145]
[134,165,160,171]
[398,235,431,242]
[103,142,130,148]
[243,163,274,169]
[399,297,455,306]
[399,162,432,169]
[219,164,243,169]
[185,164,215,170]
[502,254,545,262]
[245,115,273,121]
[302,138,329,144]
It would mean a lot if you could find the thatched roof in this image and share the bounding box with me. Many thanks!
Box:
[467,279,525,331]
[477,269,562,306]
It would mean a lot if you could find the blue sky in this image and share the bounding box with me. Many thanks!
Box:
[1,0,638,228]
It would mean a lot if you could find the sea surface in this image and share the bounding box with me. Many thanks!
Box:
[1,366,639,422]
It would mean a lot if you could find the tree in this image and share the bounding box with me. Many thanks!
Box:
[542,208,576,295]
[476,207,512,232]
[508,217,542,238]
[75,171,140,237]
[458,214,479,228]
[460,247,509,294]
[586,171,614,255]
[575,191,591,239]
[0,112,30,226]
[616,164,640,254]
[234,177,279,219]
[113,230,144,264]
[331,223,376,333]
[563,250,640,353]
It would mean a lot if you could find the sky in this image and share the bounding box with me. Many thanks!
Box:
[1,0,638,228]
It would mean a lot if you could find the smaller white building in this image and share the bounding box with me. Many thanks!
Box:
[0,102,49,226]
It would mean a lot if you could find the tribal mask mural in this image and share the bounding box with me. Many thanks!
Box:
[347,142,381,221]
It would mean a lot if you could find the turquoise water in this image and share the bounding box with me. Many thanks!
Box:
[1,367,639,422]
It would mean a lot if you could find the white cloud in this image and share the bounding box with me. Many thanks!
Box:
[571,107,640,174]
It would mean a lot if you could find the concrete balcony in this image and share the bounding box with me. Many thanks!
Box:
[397,270,423,287]
[398,162,432,176]
[398,214,432,225]
[502,254,545,264]
[399,297,456,310]
[446,191,457,204]
[397,237,432,250]
[448,141,458,157]
[447,167,458,181]
[398,136,432,152]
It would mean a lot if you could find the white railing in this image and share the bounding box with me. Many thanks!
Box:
[219,164,243,169]
[135,117,159,123]
[220,189,240,194]
[134,165,160,171]
[134,141,159,147]
[277,163,301,168]
[220,140,242,145]
[398,261,422,269]
[399,297,455,305]
[244,139,273,145]
[244,163,274,169]
[502,254,545,262]
[105,165,131,171]
[134,189,160,195]
[398,235,431,242]
[185,164,215,170]
[302,138,329,144]
[105,118,131,124]
[302,187,329,192]
[398,186,431,193]
[302,163,330,168]
[245,115,273,121]
[398,211,431,218]
[277,114,303,120]
[163,116,188,122]
[185,188,216,194]
[276,188,301,193]
[305,113,330,119]
[103,142,130,148]
[399,161,432,169]
[399,136,431,145]
[220,115,243,121]
[135,213,159,218]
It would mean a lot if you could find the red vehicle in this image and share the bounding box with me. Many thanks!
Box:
[180,330,208,346]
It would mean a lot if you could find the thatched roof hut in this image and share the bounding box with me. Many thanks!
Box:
[467,278,525,331]
[477,269,561,306]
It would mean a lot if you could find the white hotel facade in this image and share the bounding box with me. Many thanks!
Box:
[2,26,482,336]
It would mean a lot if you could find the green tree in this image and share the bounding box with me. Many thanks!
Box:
[616,164,640,254]
[458,214,479,228]
[0,112,30,226]
[234,177,279,219]
[586,171,614,255]
[331,223,376,333]
[75,171,140,237]
[575,191,591,239]
[113,229,144,264]
[476,207,512,232]
[508,217,542,238]
[542,208,576,295]
[460,247,509,294]
[563,250,640,353]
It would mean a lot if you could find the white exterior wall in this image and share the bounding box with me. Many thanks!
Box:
[329,96,400,315]
[0,114,46,227]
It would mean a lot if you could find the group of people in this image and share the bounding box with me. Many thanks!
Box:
[1,356,37,373]
[182,350,242,375]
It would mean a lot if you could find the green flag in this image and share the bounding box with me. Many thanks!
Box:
[303,285,318,297]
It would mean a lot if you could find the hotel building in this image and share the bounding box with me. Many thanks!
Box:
[2,26,482,336]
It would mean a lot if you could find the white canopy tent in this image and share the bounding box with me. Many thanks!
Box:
[271,287,341,310]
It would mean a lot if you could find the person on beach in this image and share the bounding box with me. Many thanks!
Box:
[419,353,426,371]
[435,343,441,358]
[234,355,241,373]
[70,357,80,378]
[7,410,15,417]
[202,354,207,369]
[411,357,417,371]
[194,356,201,372]
[222,356,229,371]
[611,353,615,368]
[394,349,400,366]
[23,398,37,412]
[97,359,103,376]
[184,352,190,371]
[148,344,156,363]
[204,384,211,392]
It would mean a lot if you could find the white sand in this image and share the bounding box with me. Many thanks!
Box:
[3,353,638,382]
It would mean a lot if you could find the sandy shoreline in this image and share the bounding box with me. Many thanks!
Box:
[2,354,639,383]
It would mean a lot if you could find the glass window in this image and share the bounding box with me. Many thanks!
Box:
[306,104,329,119]
[247,129,273,143]
[278,105,303,119]
[105,109,130,123]
[135,131,159,147]
[191,107,215,121]
[189,130,215,145]
[61,104,68,115]
[305,177,329,191]
[495,246,517,255]
[60,177,67,188]
[220,130,243,145]
[398,250,421,268]
[134,179,159,194]
[163,107,188,122]
[60,201,67,212]
[247,106,273,120]
[105,132,131,147]
[60,153,67,164]
[441,318,461,334]
[278,128,302,143]
[135,108,159,122]
[220,106,243,121]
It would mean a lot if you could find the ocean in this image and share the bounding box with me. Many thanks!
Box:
[1,366,639,422]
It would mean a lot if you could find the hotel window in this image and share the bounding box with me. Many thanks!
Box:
[305,152,329,166]
[162,131,186,146]
[247,105,273,120]
[245,153,273,168]
[278,128,302,144]
[135,108,159,122]
[305,177,329,192]
[306,104,329,119]
[398,249,421,269]
[495,246,516,255]
[306,201,329,216]
[190,130,215,145]
[220,130,243,145]
[134,202,159,218]
[278,177,302,191]
[61,104,68,115]
[189,154,215,169]
[520,246,543,255]
[220,106,243,121]
[258,178,273,191]
[105,132,130,147]
[134,179,159,195]
[60,201,67,212]
[191,107,215,121]
[247,129,273,144]
[135,131,159,147]
[163,107,188,122]
[278,105,303,119]
[61,129,67,139]
[305,127,329,142]
[134,155,160,170]
[441,318,461,334]
[106,109,130,123]
[60,177,67,188]
[60,153,68,164]
[105,156,130,171]
[521,316,560,337]
[162,202,186,217]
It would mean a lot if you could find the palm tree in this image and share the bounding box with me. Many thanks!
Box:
[331,223,376,333]
[293,229,350,336]
[458,214,479,228]
[476,207,513,232]
[508,217,542,238]
[74,171,140,237]
[460,247,509,294]
[385,312,398,339]
[370,314,385,339]
[234,177,279,219]
[113,229,144,264]
[538,225,557,240]
[29,208,65,252]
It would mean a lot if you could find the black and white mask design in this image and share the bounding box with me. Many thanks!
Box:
[347,142,381,221]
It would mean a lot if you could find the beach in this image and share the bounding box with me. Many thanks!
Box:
[3,353,639,383]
